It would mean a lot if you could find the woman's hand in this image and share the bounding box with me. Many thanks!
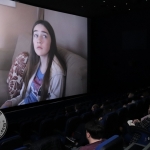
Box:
[99,117,102,121]
[0,101,12,109]
[133,119,140,124]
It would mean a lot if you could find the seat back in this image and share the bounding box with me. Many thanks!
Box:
[101,112,119,138]
[80,112,93,124]
[127,103,136,120]
[95,135,123,150]
[30,136,64,150]
[124,143,145,150]
[54,115,66,131]
[14,146,28,150]
[117,107,128,126]
[0,135,23,150]
[33,117,44,132]
[39,118,54,137]
[66,112,77,119]
[143,97,150,115]
[93,108,103,119]
[128,126,150,146]
[135,100,144,119]
[64,116,81,137]
[19,120,33,140]
[143,143,150,150]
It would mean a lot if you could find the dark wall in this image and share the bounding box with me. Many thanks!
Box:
[90,9,150,96]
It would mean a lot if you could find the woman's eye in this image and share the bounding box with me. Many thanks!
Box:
[43,35,47,38]
[34,34,38,38]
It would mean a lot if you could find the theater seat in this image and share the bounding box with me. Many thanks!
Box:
[59,116,81,144]
[30,118,54,142]
[0,135,23,150]
[80,112,93,124]
[14,146,28,150]
[95,135,123,150]
[100,112,119,138]
[125,126,150,146]
[19,120,33,141]
[54,114,66,131]
[64,116,81,137]
[117,107,128,127]
[127,103,136,120]
[124,143,145,150]
[143,143,150,150]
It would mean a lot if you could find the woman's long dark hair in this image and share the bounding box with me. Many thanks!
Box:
[22,20,66,101]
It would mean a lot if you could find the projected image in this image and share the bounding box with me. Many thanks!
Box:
[0,2,87,108]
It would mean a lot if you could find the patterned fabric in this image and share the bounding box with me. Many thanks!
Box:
[7,52,29,98]
[130,133,141,144]
[135,117,150,130]
[130,117,150,144]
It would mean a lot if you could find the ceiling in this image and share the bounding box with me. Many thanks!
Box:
[15,0,150,17]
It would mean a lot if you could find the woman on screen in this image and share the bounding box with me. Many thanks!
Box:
[1,20,66,108]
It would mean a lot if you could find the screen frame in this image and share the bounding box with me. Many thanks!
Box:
[0,0,90,113]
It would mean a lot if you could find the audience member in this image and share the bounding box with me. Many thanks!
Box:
[129,115,150,128]
[128,92,134,99]
[91,104,99,112]
[103,105,112,114]
[75,104,81,113]
[72,120,106,150]
[100,100,110,109]
[141,90,150,99]
[65,106,73,116]
[124,107,150,145]
[123,92,136,107]
[99,106,111,121]
[128,117,150,145]
[123,100,128,108]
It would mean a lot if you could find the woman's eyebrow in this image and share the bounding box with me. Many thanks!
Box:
[33,30,48,34]
[41,31,48,34]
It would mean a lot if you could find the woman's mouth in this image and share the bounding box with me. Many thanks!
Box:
[37,46,42,49]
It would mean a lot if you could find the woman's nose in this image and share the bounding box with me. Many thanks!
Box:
[37,36,42,43]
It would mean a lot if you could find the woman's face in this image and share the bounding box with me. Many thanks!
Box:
[33,24,51,57]
[91,106,94,111]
